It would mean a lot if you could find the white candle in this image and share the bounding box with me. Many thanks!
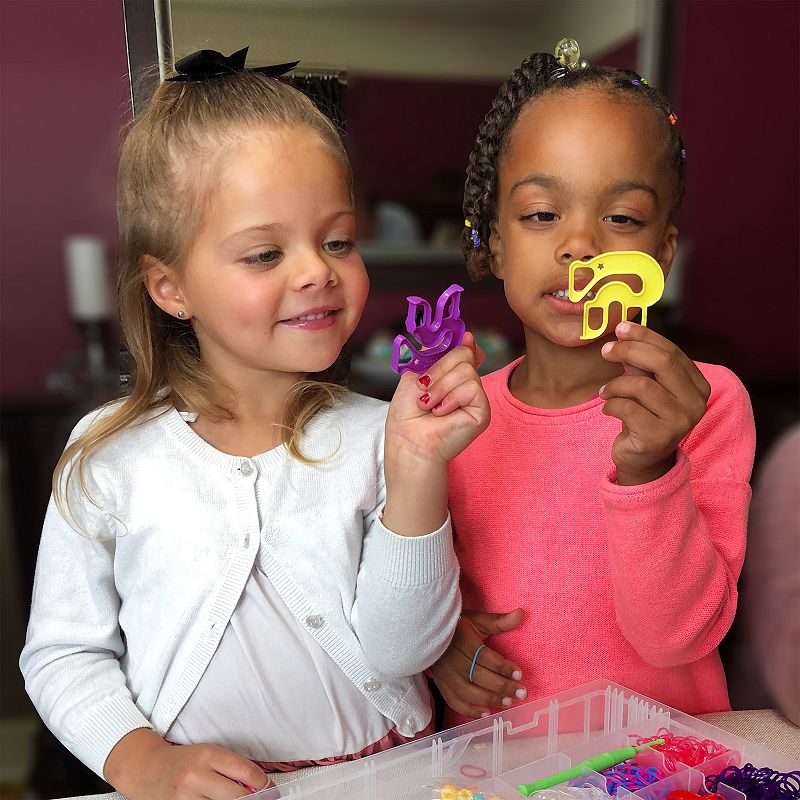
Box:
[64,236,113,321]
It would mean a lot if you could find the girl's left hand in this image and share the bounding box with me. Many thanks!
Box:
[599,321,711,486]
[386,331,490,466]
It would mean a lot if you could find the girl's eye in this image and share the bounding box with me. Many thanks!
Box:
[604,214,644,226]
[521,211,559,223]
[243,250,281,266]
[324,238,355,255]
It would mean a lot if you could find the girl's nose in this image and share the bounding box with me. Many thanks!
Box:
[560,250,596,264]
[294,252,336,291]
[557,219,598,265]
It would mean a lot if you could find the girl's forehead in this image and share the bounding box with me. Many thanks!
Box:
[514,87,661,137]
[208,127,348,202]
[502,89,670,190]
[216,125,332,174]
[188,126,352,242]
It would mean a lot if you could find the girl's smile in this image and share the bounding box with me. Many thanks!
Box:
[543,276,597,315]
[278,305,341,329]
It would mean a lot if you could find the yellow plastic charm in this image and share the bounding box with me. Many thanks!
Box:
[568,250,664,340]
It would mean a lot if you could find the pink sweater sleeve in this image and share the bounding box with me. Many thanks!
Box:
[600,365,755,668]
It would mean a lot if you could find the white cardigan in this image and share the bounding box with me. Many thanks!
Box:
[20,392,461,777]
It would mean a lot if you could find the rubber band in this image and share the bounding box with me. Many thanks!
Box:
[631,727,728,771]
[460,764,488,779]
[579,760,664,796]
[706,763,800,800]
[468,645,485,683]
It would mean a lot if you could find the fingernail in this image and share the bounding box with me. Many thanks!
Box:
[420,393,430,404]
[480,711,490,718]
[601,343,613,355]
[419,374,431,388]
[512,670,522,681]
[515,688,527,700]
[502,696,512,706]
[433,401,443,411]
[598,384,606,396]
[617,322,630,334]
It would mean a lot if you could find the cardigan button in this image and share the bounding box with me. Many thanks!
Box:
[305,614,324,629]
[363,678,381,692]
[397,717,417,737]
[239,460,254,476]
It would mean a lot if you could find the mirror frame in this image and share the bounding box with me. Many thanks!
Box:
[124,0,674,119]
[123,0,174,117]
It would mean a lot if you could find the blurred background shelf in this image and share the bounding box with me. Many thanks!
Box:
[358,242,462,266]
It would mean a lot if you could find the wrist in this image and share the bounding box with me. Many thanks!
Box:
[384,435,449,474]
[104,727,166,790]
[615,454,675,486]
[382,463,448,536]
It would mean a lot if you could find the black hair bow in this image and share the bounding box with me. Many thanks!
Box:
[166,46,299,82]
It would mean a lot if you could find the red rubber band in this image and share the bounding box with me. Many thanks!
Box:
[460,763,488,779]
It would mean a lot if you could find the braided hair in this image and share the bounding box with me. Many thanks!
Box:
[463,52,686,281]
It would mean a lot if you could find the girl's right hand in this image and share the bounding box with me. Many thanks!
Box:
[105,728,269,800]
[382,332,490,536]
[386,331,490,467]
[430,609,527,718]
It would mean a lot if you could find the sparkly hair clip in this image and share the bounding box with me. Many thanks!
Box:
[551,38,589,79]
[668,112,679,125]
[631,78,649,86]
[465,219,481,249]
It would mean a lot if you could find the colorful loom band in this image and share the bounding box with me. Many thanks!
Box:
[632,728,728,771]
[468,645,486,683]
[706,763,800,800]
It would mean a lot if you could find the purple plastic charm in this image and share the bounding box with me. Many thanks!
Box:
[391,284,465,375]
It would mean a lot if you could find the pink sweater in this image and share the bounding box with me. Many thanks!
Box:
[447,357,755,725]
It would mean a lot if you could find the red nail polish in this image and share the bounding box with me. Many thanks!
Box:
[419,374,431,388]
[420,393,430,404]
[433,402,443,411]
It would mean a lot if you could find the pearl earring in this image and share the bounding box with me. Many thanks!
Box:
[177,310,186,319]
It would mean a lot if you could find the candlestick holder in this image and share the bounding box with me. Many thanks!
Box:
[46,320,120,394]
[82,320,110,384]
[46,235,120,393]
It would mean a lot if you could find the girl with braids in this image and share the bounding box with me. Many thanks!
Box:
[430,45,755,724]
[20,50,489,799]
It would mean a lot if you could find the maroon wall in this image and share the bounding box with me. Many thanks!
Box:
[347,76,499,200]
[1,3,796,392]
[345,35,636,212]
[677,0,799,379]
[0,1,130,394]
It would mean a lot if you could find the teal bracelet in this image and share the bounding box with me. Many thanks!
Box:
[468,644,486,683]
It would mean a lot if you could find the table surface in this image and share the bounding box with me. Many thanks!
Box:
[699,708,800,760]
[58,708,800,800]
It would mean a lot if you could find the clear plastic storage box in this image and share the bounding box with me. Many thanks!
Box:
[248,680,797,799]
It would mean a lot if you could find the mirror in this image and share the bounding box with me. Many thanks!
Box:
[122,0,667,393]
[125,1,661,268]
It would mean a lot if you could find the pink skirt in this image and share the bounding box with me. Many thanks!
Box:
[254,716,435,787]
